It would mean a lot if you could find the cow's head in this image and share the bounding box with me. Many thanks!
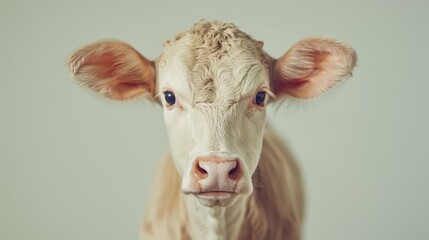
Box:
[68,21,356,208]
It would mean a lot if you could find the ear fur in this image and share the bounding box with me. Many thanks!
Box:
[68,41,156,101]
[272,38,357,99]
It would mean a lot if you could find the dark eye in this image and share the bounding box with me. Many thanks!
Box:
[164,91,176,106]
[253,91,266,106]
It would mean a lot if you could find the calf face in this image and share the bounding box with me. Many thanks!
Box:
[68,21,356,208]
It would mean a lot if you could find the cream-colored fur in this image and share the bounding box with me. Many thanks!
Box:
[142,125,304,240]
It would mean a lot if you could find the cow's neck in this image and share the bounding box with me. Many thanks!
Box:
[184,195,248,240]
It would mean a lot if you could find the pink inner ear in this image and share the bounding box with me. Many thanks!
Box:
[84,54,117,79]
[114,81,149,99]
[274,51,335,98]
[274,79,308,96]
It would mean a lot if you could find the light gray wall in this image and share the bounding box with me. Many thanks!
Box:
[1,0,428,239]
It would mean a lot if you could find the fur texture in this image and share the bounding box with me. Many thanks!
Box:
[158,21,271,106]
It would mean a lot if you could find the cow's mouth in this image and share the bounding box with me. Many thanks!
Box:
[186,191,239,207]
[197,191,235,197]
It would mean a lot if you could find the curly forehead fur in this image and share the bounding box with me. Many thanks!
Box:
[158,21,272,105]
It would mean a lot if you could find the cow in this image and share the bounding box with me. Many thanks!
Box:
[68,20,356,240]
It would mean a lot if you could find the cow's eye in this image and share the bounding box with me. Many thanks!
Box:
[163,91,176,106]
[253,91,266,106]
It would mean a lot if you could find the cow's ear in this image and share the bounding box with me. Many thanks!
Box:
[68,41,156,101]
[272,38,357,99]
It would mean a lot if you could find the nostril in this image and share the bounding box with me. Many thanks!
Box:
[228,161,242,181]
[194,161,208,179]
[197,163,207,174]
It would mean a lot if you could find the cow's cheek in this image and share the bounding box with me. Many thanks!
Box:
[163,109,196,176]
[242,109,267,175]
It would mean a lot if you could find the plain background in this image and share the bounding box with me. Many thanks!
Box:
[1,0,428,239]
